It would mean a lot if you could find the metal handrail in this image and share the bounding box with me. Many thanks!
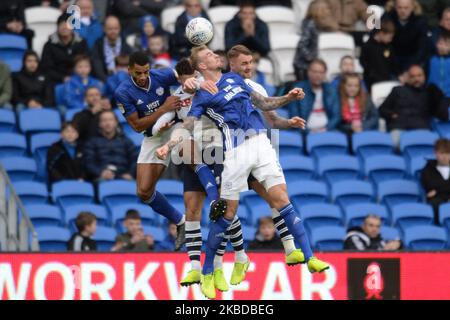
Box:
[0,163,39,251]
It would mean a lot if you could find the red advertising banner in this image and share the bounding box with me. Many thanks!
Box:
[0,252,449,300]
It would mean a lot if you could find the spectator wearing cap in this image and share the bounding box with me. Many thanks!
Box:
[421,138,450,224]
[0,0,35,49]
[91,16,133,82]
[74,0,104,49]
[248,217,283,251]
[132,15,168,51]
[428,31,450,97]
[67,212,97,251]
[40,13,89,84]
[344,215,402,251]
[172,0,211,59]
[225,0,271,57]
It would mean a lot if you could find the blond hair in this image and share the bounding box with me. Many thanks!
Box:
[190,45,208,70]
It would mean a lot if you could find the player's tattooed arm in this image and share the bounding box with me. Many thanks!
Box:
[250,88,306,111]
[156,116,197,160]
[263,111,306,130]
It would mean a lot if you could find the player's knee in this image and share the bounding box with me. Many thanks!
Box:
[185,208,201,221]
[136,187,154,201]
[271,192,290,209]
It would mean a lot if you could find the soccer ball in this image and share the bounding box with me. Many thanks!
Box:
[185,17,213,46]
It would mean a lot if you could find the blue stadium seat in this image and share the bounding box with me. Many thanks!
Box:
[409,156,428,179]
[0,34,27,72]
[98,180,139,209]
[142,225,165,243]
[0,109,16,132]
[279,155,314,183]
[400,130,438,160]
[26,204,62,227]
[345,203,389,227]
[331,180,374,209]
[432,119,450,137]
[380,226,401,241]
[404,225,447,250]
[288,180,329,208]
[51,180,95,208]
[439,203,450,234]
[30,132,61,181]
[64,204,109,232]
[19,109,61,136]
[248,202,273,226]
[392,203,434,231]
[307,132,348,159]
[299,203,343,231]
[54,84,65,106]
[277,131,303,155]
[2,156,37,182]
[352,131,394,161]
[64,109,80,122]
[378,179,421,210]
[157,179,184,211]
[318,155,360,185]
[14,181,48,205]
[0,133,27,158]
[310,226,345,251]
[242,226,257,243]
[111,203,159,230]
[365,155,407,184]
[92,226,117,251]
[35,226,71,252]
[241,189,266,212]
[236,205,251,226]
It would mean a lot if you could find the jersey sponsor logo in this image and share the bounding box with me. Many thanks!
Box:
[137,99,144,105]
[156,87,164,96]
[223,86,244,102]
[145,100,161,113]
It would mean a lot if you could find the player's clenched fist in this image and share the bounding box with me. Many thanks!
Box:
[288,116,306,129]
[161,96,181,112]
[156,144,170,160]
[287,88,305,100]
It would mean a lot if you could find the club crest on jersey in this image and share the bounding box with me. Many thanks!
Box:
[156,87,164,96]
[226,79,235,84]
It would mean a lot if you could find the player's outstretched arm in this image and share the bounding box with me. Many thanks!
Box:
[263,111,306,130]
[250,88,305,111]
[155,116,197,160]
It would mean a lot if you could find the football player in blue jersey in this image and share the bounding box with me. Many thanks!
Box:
[156,46,330,299]
[114,51,220,250]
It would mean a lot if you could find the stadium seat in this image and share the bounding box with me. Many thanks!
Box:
[98,180,139,209]
[19,109,61,136]
[299,203,343,231]
[157,179,184,207]
[257,57,277,87]
[142,225,165,243]
[30,132,62,181]
[439,203,450,232]
[248,203,273,227]
[14,181,48,205]
[26,204,62,227]
[310,226,345,251]
[0,133,27,158]
[371,81,400,108]
[400,130,439,161]
[292,0,311,21]
[306,132,348,159]
[126,129,144,148]
[208,6,239,50]
[345,203,389,227]
[378,179,421,210]
[242,226,257,243]
[64,109,80,122]
[25,6,60,56]
[92,226,117,251]
[279,155,314,183]
[318,33,355,79]
[64,204,109,232]
[0,34,28,72]
[352,131,394,162]
[270,34,301,83]
[318,155,360,185]
[51,180,95,208]
[111,203,159,230]
[380,226,401,241]
[277,130,303,155]
[256,5,296,36]
[403,225,447,250]
[160,5,185,33]
[392,203,434,231]
[2,156,37,182]
[432,119,450,137]
[331,180,374,209]
[289,180,329,208]
[409,156,427,179]
[236,205,251,226]
[0,109,16,132]
[35,226,70,252]
[364,155,407,184]
[54,84,65,107]
[242,190,268,214]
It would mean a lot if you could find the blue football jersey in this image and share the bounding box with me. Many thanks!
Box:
[114,68,179,136]
[188,72,266,151]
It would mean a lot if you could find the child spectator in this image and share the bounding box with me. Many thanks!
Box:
[12,50,53,109]
[421,138,450,224]
[112,210,154,252]
[147,34,172,68]
[360,19,399,89]
[338,73,378,136]
[67,212,97,251]
[46,122,84,183]
[428,32,450,97]
[132,15,167,51]
[156,222,178,251]
[105,55,129,101]
[63,54,103,110]
[248,217,283,251]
